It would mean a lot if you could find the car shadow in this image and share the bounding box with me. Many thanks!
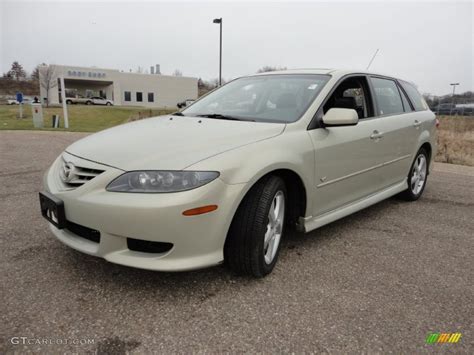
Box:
[57,195,405,300]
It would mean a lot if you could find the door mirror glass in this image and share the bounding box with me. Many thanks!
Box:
[322,108,359,126]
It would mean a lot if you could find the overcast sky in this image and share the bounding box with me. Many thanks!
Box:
[1,0,472,95]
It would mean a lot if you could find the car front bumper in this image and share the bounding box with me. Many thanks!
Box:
[43,153,245,271]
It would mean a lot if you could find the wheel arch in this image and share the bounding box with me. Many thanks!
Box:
[269,169,307,229]
[418,141,433,173]
[228,168,308,234]
[419,142,432,160]
[413,121,434,174]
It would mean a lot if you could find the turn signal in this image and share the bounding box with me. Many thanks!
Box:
[182,205,218,216]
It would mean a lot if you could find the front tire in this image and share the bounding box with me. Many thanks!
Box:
[224,175,286,277]
[399,148,429,201]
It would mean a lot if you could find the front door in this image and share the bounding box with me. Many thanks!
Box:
[308,119,389,216]
[308,75,390,217]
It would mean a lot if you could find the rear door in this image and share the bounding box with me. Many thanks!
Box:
[368,76,415,186]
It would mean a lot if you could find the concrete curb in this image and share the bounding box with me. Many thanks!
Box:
[433,162,474,177]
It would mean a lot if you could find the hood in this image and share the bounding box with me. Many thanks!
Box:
[66,115,285,170]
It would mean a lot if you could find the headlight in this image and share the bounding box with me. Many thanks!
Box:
[106,171,220,193]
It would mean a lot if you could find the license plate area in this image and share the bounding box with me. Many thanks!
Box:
[39,191,66,229]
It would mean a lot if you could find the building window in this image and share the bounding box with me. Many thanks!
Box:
[124,91,131,102]
[136,92,143,102]
[148,92,154,102]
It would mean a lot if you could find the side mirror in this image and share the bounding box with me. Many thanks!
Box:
[322,108,359,127]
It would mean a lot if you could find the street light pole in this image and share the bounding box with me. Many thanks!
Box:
[213,18,222,86]
[450,83,459,115]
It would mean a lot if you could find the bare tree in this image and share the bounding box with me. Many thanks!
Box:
[31,63,45,83]
[172,69,183,77]
[31,66,40,82]
[257,66,287,73]
[39,65,58,107]
[208,77,228,88]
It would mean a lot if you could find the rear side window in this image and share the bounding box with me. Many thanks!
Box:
[370,77,404,116]
[398,85,413,112]
[399,81,428,111]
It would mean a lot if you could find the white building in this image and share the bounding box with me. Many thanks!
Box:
[39,64,198,108]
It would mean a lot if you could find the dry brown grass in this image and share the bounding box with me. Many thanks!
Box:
[127,108,175,122]
[435,116,474,166]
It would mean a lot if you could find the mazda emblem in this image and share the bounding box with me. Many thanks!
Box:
[61,162,76,183]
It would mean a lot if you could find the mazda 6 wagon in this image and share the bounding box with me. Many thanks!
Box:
[40,69,436,277]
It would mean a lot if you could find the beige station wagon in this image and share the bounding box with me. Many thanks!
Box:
[40,69,436,277]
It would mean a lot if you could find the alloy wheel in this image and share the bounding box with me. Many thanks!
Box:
[411,154,427,195]
[264,190,285,264]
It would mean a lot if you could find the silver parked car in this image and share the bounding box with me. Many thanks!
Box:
[40,69,436,277]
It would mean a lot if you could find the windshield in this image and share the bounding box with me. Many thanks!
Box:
[182,74,330,123]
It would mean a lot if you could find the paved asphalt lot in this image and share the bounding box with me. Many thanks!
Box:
[1,131,473,354]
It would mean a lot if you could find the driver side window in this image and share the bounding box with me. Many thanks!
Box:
[323,76,374,119]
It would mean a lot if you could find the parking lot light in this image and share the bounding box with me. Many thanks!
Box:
[213,18,222,86]
[450,83,459,115]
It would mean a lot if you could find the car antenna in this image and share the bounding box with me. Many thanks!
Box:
[366,48,379,70]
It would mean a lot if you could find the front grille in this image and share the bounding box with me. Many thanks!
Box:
[65,221,101,243]
[59,157,104,189]
[127,238,173,254]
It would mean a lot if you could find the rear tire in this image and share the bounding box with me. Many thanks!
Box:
[86,101,92,105]
[399,148,429,201]
[224,175,286,278]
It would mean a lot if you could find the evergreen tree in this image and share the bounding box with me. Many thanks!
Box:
[7,61,27,80]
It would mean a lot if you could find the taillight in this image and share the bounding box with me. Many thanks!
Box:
[435,118,440,128]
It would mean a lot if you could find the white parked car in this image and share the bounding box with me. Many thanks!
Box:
[177,99,195,108]
[40,69,436,277]
[8,97,32,105]
[87,96,113,106]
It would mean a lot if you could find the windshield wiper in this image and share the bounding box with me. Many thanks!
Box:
[196,113,255,122]
[171,112,185,116]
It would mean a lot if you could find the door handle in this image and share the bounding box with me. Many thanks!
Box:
[370,130,384,140]
[413,120,421,128]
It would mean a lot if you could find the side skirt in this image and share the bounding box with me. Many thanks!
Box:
[298,180,408,233]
